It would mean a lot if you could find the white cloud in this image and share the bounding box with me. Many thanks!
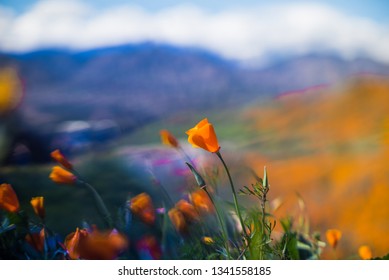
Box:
[1,0,389,64]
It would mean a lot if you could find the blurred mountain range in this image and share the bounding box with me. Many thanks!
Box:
[1,43,389,163]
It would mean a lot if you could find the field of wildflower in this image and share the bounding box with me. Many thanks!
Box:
[2,0,389,263]
[2,116,387,260]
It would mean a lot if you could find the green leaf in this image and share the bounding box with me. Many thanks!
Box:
[263,166,268,189]
[284,233,300,260]
[186,162,206,188]
[280,217,293,232]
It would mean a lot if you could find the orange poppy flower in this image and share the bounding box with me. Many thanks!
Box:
[190,189,214,214]
[358,245,373,260]
[25,229,45,252]
[81,228,128,260]
[49,166,77,185]
[64,228,88,259]
[64,227,128,260]
[168,208,187,234]
[30,196,45,220]
[108,229,129,252]
[0,183,20,213]
[50,149,73,170]
[326,229,342,249]
[186,118,220,153]
[175,199,199,222]
[160,129,179,148]
[129,193,155,225]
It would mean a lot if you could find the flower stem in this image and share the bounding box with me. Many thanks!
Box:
[215,151,247,238]
[79,180,113,228]
[178,147,197,169]
[203,187,231,259]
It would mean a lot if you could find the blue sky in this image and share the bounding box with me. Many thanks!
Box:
[1,0,388,64]
[3,0,388,21]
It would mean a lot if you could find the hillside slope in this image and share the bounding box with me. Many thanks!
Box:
[242,77,389,258]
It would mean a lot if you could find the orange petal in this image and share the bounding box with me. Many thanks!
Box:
[0,183,20,213]
[64,227,127,260]
[26,229,45,252]
[196,118,210,129]
[108,229,129,253]
[64,228,88,259]
[326,229,342,249]
[50,149,73,170]
[188,133,208,150]
[190,189,214,215]
[186,118,209,135]
[130,193,156,225]
[30,196,45,219]
[82,228,128,260]
[199,123,219,152]
[49,166,77,185]
[168,208,187,234]
[160,130,179,148]
[176,199,200,222]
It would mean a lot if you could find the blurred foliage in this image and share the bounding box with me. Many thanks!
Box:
[1,125,329,260]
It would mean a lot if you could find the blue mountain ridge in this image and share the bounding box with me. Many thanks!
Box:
[1,43,389,163]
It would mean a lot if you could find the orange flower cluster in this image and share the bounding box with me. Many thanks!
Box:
[129,193,156,225]
[1,184,48,250]
[186,118,220,153]
[0,184,47,253]
[176,199,200,222]
[49,149,77,185]
[169,190,214,234]
[0,183,20,213]
[168,198,200,234]
[64,227,128,260]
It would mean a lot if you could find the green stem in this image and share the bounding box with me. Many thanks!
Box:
[79,180,113,228]
[259,203,266,260]
[215,151,246,236]
[203,187,231,259]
